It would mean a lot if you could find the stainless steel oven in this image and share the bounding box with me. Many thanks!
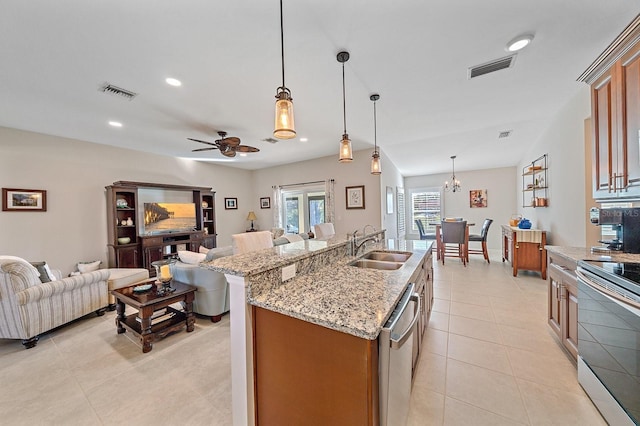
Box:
[576,260,640,425]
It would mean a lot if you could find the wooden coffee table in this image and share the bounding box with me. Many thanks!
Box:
[111,280,196,353]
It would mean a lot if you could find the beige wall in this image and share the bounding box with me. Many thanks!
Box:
[0,126,253,274]
[251,149,383,237]
[517,87,591,246]
[404,167,517,250]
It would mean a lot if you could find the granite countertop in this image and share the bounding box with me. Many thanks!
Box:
[545,246,640,263]
[249,242,431,340]
[203,235,432,340]
[204,234,349,277]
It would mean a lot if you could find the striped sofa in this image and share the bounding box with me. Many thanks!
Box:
[0,257,109,348]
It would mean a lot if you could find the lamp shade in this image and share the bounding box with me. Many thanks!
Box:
[247,211,258,221]
[274,92,296,139]
[371,152,381,175]
[339,134,353,163]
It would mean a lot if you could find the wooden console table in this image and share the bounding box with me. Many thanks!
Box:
[501,225,547,279]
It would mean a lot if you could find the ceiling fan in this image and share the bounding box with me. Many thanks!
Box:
[188,131,259,158]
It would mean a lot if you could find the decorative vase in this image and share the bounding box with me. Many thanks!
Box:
[121,219,127,226]
[202,201,208,208]
[126,217,133,226]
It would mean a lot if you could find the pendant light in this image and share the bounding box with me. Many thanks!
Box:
[273,0,295,139]
[337,51,353,162]
[370,94,381,175]
[444,155,461,192]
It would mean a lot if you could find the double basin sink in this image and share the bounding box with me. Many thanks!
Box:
[349,251,412,270]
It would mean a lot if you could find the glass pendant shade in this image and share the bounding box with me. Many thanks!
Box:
[274,90,296,139]
[339,134,353,162]
[371,151,381,175]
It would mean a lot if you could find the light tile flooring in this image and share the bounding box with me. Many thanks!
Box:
[407,250,605,425]
[0,250,605,425]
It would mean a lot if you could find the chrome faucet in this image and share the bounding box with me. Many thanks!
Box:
[352,235,380,256]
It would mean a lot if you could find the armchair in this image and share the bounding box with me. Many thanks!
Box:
[170,261,229,322]
[0,257,109,348]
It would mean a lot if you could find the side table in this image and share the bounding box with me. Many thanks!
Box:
[111,280,196,353]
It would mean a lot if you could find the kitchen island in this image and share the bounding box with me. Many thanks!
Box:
[202,233,433,425]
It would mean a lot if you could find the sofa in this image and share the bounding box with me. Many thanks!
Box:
[0,256,109,348]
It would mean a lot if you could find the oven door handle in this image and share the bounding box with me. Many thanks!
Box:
[576,269,640,311]
[391,293,421,350]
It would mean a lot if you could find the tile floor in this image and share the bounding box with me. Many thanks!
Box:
[0,250,605,425]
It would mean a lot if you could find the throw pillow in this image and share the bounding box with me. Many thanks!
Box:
[204,246,233,261]
[177,250,206,265]
[30,261,56,283]
[78,260,101,273]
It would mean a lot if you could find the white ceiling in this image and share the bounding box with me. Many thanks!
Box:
[1,1,638,176]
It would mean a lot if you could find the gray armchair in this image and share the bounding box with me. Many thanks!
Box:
[0,257,109,348]
[171,253,231,323]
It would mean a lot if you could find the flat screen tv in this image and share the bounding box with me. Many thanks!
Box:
[143,202,197,234]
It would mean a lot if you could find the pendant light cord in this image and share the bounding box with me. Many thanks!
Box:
[280,0,286,89]
[342,63,347,134]
[373,100,377,152]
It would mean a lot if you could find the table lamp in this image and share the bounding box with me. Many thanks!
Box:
[247,211,257,231]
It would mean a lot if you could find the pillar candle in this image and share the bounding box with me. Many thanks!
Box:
[160,264,171,280]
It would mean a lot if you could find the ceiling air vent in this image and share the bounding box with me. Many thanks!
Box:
[100,83,137,100]
[468,55,516,79]
[498,130,512,138]
[262,137,278,144]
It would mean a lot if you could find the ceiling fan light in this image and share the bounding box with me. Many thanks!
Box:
[339,134,353,163]
[371,151,381,175]
[274,90,296,139]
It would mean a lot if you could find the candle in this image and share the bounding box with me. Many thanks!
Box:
[160,264,171,280]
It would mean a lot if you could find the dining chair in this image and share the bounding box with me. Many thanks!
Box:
[468,219,493,263]
[414,219,436,240]
[439,220,468,265]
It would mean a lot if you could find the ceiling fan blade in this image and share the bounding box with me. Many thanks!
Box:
[188,138,218,147]
[222,149,236,158]
[191,147,219,152]
[220,136,240,147]
[236,145,260,153]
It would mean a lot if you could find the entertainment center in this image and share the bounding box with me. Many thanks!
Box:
[106,181,216,275]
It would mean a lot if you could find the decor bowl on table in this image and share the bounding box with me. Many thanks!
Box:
[117,237,131,244]
[518,218,532,229]
[133,284,153,293]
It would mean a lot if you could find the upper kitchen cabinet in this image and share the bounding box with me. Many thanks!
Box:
[580,15,640,200]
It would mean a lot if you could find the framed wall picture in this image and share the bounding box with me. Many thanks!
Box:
[2,188,47,212]
[469,189,488,208]
[260,197,271,209]
[224,197,238,210]
[386,186,394,214]
[345,185,365,209]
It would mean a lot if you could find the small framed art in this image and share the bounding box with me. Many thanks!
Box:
[469,189,488,208]
[225,197,238,210]
[260,197,270,209]
[345,185,365,209]
[2,188,47,212]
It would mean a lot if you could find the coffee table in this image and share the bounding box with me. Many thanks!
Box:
[111,280,196,353]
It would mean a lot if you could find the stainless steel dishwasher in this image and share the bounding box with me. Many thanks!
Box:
[379,283,420,426]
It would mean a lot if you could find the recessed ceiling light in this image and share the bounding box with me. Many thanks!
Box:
[299,137,308,142]
[165,77,182,87]
[108,121,123,127]
[239,153,247,157]
[506,34,534,52]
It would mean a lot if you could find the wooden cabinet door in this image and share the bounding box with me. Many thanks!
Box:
[561,274,579,360]
[622,47,640,196]
[547,264,562,339]
[591,71,615,198]
[116,247,139,268]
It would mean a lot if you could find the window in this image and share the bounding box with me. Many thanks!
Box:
[281,186,325,234]
[409,188,442,235]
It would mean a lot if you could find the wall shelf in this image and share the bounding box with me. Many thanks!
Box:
[522,154,548,208]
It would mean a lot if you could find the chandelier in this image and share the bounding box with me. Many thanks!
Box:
[444,155,461,192]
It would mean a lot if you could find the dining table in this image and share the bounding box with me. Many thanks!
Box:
[429,221,475,262]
